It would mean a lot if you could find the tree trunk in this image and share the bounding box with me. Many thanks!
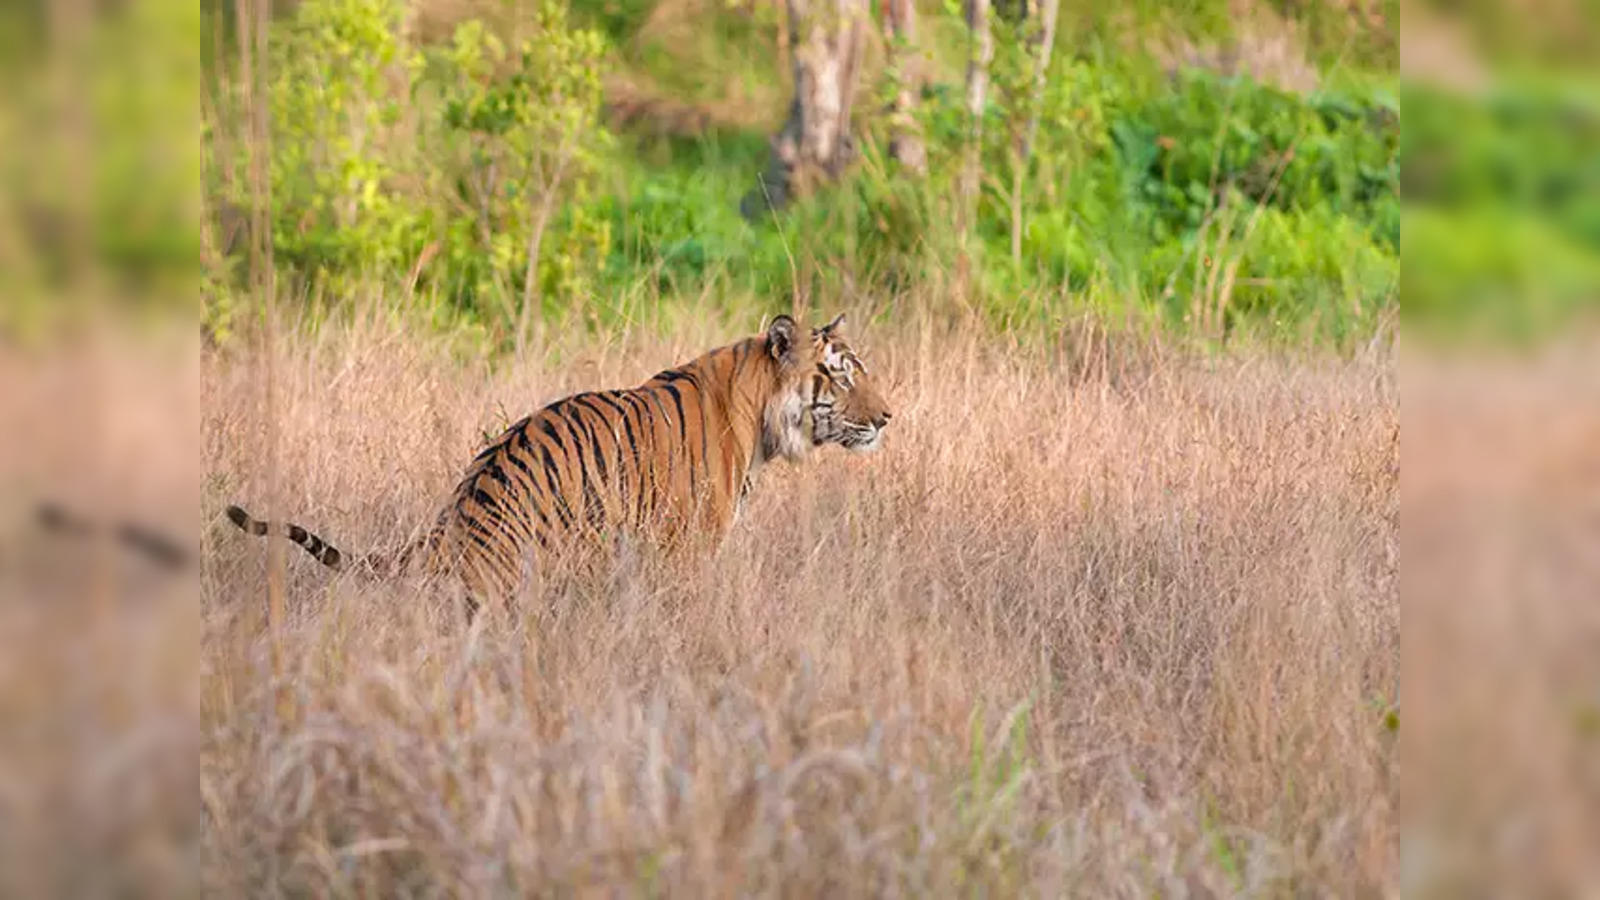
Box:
[959,0,991,232]
[882,0,925,173]
[1010,0,1058,266]
[957,0,991,287]
[743,0,866,217]
[1018,0,1060,166]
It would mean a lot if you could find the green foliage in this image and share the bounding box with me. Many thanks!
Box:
[916,43,1396,339]
[264,0,419,277]
[429,11,612,320]
[203,0,1403,350]
[211,0,611,343]
[594,42,1398,343]
[1108,71,1398,246]
[1401,82,1600,344]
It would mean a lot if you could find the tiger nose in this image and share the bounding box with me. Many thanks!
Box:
[875,410,892,428]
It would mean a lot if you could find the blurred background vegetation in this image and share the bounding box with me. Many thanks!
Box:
[197,0,1407,352]
[0,1,1592,353]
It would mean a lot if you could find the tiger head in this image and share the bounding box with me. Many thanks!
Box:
[762,313,892,461]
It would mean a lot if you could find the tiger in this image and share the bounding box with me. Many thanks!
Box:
[224,313,891,614]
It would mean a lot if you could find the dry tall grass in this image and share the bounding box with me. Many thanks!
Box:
[200,310,1397,895]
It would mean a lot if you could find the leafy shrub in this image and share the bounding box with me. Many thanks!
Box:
[1111,70,1398,247]
[212,0,611,342]
[203,0,1402,348]
[1402,83,1600,342]
[888,50,1398,338]
[263,0,422,278]
[429,12,611,326]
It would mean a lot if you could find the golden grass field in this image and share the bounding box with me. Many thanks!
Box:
[194,310,1397,895]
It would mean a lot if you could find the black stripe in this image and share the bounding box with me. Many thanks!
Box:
[259,517,344,569]
[455,503,520,572]
[641,388,674,521]
[471,487,535,544]
[666,368,711,505]
[551,403,588,462]
[538,412,585,528]
[461,527,516,574]
[552,402,605,532]
[226,505,270,535]
[538,416,567,453]
[537,442,577,529]
[507,428,557,539]
[579,473,605,531]
[694,373,711,506]
[620,391,659,523]
[659,383,693,499]
[558,401,611,500]
[487,458,537,521]
[518,485,554,532]
[568,396,614,487]
[607,393,647,527]
[478,458,524,498]
[575,394,631,515]
[287,525,323,563]
[37,503,91,536]
[598,390,643,527]
[588,391,630,420]
[503,440,541,498]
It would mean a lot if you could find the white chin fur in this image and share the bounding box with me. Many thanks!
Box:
[765,391,808,461]
[847,429,884,453]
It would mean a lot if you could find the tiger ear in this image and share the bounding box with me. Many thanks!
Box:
[767,315,797,361]
[812,313,845,340]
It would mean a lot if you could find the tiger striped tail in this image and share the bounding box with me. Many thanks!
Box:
[224,504,348,570]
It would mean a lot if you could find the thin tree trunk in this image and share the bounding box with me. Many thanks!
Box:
[960,0,991,232]
[743,0,867,217]
[1010,0,1058,267]
[1018,0,1060,166]
[882,0,925,173]
[1010,160,1024,268]
[957,0,991,293]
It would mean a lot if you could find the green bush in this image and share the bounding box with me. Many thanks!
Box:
[211,0,611,343]
[204,0,1402,349]
[428,12,612,327]
[263,0,420,278]
[579,54,1399,343]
